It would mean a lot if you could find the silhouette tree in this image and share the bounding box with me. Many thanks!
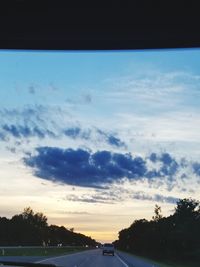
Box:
[174,198,199,218]
[0,207,97,247]
[152,204,162,221]
[116,198,200,264]
[22,207,48,228]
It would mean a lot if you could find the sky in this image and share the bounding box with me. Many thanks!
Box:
[1,49,200,243]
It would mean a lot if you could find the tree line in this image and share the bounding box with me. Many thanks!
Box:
[0,207,97,247]
[114,198,200,263]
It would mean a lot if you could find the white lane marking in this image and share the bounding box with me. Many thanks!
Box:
[115,253,129,267]
[36,250,96,263]
[77,256,90,267]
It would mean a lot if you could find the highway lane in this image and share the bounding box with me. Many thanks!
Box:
[117,250,159,267]
[0,249,160,267]
[37,249,128,267]
[37,249,160,267]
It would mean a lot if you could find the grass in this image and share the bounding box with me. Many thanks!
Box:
[118,250,199,267]
[0,246,90,257]
[148,257,200,267]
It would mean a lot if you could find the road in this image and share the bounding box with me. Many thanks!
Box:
[37,249,160,267]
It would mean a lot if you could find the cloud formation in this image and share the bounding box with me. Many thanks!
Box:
[147,152,178,177]
[96,129,126,148]
[2,124,52,139]
[193,162,200,176]
[24,147,148,188]
[132,191,179,204]
[0,106,126,148]
[65,194,118,204]
[23,147,185,189]
[64,190,179,205]
[106,71,200,110]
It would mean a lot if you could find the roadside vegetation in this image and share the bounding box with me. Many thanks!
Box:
[0,246,90,257]
[0,207,97,248]
[114,198,200,267]
[118,250,199,267]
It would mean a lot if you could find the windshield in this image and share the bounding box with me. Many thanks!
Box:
[0,49,199,267]
[104,244,114,247]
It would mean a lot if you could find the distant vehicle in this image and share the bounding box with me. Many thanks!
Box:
[102,243,114,256]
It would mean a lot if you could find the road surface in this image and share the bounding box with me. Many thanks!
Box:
[37,249,159,267]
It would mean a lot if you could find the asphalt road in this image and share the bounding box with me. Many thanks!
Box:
[37,249,159,267]
[0,256,45,262]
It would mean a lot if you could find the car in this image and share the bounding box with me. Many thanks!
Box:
[102,243,115,256]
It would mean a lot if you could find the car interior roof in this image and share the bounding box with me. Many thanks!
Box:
[0,1,200,50]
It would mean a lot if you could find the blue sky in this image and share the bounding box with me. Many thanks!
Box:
[0,48,200,242]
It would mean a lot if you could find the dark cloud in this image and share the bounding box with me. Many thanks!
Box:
[65,193,118,204]
[63,126,125,147]
[145,170,161,179]
[0,106,62,144]
[149,152,157,162]
[148,152,178,177]
[1,124,54,139]
[23,147,183,189]
[3,124,22,138]
[96,129,126,148]
[63,127,126,148]
[24,147,148,188]
[154,194,179,204]
[0,132,7,141]
[0,122,125,149]
[0,106,126,148]
[64,190,178,205]
[160,153,173,165]
[15,141,22,146]
[63,127,91,140]
[63,127,81,139]
[82,94,92,104]
[23,147,193,190]
[132,191,179,204]
[193,162,200,176]
[56,210,91,215]
[107,135,126,148]
[0,106,53,137]
[28,85,36,95]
